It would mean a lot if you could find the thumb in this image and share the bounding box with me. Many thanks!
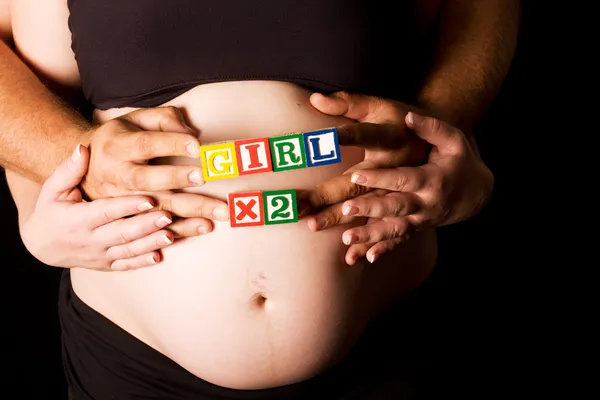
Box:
[38,144,90,203]
[310,91,401,123]
[121,106,195,134]
[405,112,465,154]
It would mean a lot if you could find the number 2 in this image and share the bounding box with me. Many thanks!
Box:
[270,196,290,219]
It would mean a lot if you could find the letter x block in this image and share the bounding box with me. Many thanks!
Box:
[235,137,273,175]
[303,128,342,167]
[269,134,307,172]
[228,192,264,227]
[200,142,239,181]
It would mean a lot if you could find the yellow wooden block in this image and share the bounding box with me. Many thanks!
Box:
[200,141,239,181]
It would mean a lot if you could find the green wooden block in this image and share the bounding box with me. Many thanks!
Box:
[269,133,307,172]
[263,189,298,225]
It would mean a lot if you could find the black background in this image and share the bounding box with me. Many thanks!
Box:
[2,2,538,398]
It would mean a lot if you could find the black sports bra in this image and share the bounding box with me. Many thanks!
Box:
[67,0,437,110]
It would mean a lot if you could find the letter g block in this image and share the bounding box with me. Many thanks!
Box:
[200,142,239,181]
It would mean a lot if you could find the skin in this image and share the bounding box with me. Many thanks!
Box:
[1,0,518,391]
[306,0,520,263]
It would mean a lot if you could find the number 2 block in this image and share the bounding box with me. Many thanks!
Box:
[228,192,264,227]
[263,189,298,225]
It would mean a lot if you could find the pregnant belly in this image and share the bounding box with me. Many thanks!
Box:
[71,81,436,389]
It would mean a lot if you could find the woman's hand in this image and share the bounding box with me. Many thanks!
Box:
[20,144,177,271]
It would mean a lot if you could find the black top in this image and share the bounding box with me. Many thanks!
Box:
[67,0,436,110]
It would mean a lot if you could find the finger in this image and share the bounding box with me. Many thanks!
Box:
[77,195,157,229]
[106,229,173,264]
[349,167,427,192]
[342,217,411,245]
[124,164,203,191]
[365,237,406,264]
[119,130,201,160]
[308,172,372,210]
[93,210,173,244]
[152,191,229,220]
[38,144,89,203]
[167,217,214,238]
[310,92,394,122]
[340,192,420,219]
[336,122,410,150]
[345,242,372,265]
[121,106,195,134]
[306,190,383,232]
[406,112,465,154]
[110,252,162,272]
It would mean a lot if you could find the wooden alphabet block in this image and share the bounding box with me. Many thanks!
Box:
[303,128,342,167]
[235,137,273,175]
[228,192,265,227]
[263,189,298,225]
[200,142,239,181]
[268,134,307,172]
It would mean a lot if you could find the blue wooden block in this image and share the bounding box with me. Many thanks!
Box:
[303,128,342,167]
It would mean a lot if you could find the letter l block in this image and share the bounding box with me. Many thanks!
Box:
[303,128,342,167]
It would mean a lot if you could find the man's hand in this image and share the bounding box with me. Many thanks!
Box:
[81,106,229,236]
[311,111,494,265]
[304,91,429,229]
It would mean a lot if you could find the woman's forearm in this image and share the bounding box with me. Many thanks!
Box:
[4,168,41,223]
[417,0,521,133]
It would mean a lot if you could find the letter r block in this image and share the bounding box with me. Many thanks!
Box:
[200,142,239,181]
[263,189,298,225]
[229,192,264,227]
[235,137,273,175]
[303,128,342,167]
[269,134,306,172]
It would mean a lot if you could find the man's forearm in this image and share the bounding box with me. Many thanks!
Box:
[417,0,521,133]
[0,40,91,183]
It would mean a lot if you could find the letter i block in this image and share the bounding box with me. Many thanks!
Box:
[263,189,298,225]
[235,137,273,175]
[229,192,264,227]
[303,128,342,167]
[269,134,307,172]
[200,142,239,181]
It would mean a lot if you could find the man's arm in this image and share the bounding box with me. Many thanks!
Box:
[0,40,91,184]
[0,2,91,184]
[417,0,521,134]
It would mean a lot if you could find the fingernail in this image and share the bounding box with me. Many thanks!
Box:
[137,201,153,212]
[149,254,159,265]
[197,225,208,234]
[186,142,200,158]
[407,112,414,125]
[71,144,82,162]
[212,207,228,220]
[368,253,378,263]
[162,235,173,244]
[342,205,358,216]
[188,169,202,184]
[343,233,356,245]
[351,174,366,185]
[156,215,172,228]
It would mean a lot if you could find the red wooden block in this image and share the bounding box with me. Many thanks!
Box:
[228,192,265,227]
[234,137,273,175]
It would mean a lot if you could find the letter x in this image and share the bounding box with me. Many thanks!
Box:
[236,199,257,220]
